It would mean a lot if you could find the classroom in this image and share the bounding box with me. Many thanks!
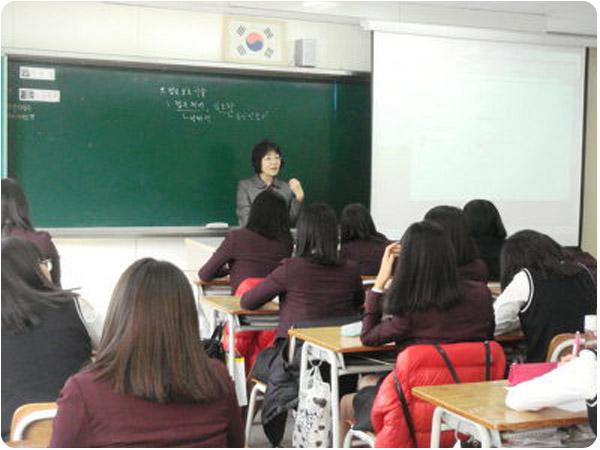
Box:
[1,1,597,448]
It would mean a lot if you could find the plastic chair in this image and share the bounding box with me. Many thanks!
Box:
[9,402,57,445]
[245,378,267,445]
[546,332,597,362]
[343,419,375,448]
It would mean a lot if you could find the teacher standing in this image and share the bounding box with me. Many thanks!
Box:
[236,139,304,226]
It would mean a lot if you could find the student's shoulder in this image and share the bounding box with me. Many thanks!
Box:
[339,258,361,274]
[61,369,102,396]
[461,278,491,300]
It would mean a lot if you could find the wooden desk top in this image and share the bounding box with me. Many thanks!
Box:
[199,295,278,315]
[288,326,396,354]
[195,277,230,287]
[412,380,587,431]
[495,331,526,343]
[6,440,47,448]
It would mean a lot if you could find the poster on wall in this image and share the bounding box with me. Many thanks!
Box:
[223,16,286,65]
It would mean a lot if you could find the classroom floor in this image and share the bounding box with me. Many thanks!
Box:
[247,411,294,448]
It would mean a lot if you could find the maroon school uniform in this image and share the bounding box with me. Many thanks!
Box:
[361,280,494,350]
[241,257,365,338]
[340,238,391,276]
[198,228,293,294]
[7,228,61,285]
[458,258,489,282]
[49,359,243,448]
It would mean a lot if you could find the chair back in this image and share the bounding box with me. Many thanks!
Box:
[372,341,505,448]
[10,402,57,444]
[545,332,597,362]
[234,277,265,296]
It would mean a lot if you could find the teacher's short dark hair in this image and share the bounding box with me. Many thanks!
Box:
[251,139,285,174]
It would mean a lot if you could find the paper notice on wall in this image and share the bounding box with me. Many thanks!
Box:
[19,66,55,81]
[19,88,60,103]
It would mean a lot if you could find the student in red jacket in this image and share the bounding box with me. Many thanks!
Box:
[198,189,293,294]
[2,178,61,286]
[241,202,364,339]
[425,205,489,281]
[339,220,493,441]
[50,258,243,448]
[339,203,391,276]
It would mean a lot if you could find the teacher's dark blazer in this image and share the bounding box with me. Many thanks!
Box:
[236,175,301,226]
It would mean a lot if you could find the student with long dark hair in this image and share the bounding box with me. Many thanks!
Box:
[236,139,304,226]
[339,220,494,441]
[199,190,293,294]
[1,237,93,440]
[339,203,390,276]
[494,230,596,362]
[2,178,61,286]
[425,205,489,281]
[241,202,364,339]
[463,199,507,281]
[50,258,243,447]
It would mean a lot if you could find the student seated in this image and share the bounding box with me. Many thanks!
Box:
[241,202,364,339]
[463,199,507,281]
[339,203,391,276]
[339,220,494,441]
[1,237,96,440]
[2,178,61,286]
[49,258,243,447]
[494,230,596,362]
[425,205,489,281]
[198,189,293,294]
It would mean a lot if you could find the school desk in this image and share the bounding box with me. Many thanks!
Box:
[288,326,396,448]
[495,331,525,343]
[487,282,501,297]
[412,380,588,447]
[198,295,278,380]
[195,276,231,296]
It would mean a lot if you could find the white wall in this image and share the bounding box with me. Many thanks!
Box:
[1,1,372,71]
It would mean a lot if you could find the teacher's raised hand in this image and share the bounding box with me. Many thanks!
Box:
[288,178,305,202]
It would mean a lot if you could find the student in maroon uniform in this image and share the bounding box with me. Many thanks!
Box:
[198,189,293,294]
[339,203,391,276]
[463,199,507,281]
[241,202,364,339]
[50,258,243,448]
[425,205,489,281]
[339,220,494,441]
[2,178,61,286]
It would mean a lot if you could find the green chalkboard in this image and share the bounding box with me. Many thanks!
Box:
[6,57,371,227]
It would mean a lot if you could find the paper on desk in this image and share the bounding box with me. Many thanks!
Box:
[185,239,216,271]
[555,400,587,412]
[341,321,362,337]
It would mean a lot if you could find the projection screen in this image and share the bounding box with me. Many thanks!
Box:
[371,31,587,245]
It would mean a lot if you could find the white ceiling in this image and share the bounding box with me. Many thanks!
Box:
[116,1,596,35]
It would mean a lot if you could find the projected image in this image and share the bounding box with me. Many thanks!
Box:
[371,32,585,244]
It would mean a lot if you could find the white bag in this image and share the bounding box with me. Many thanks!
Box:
[292,365,332,448]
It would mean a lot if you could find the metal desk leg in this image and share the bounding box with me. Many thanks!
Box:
[325,348,341,448]
[432,407,495,448]
[430,406,444,448]
[299,341,310,392]
[227,313,236,378]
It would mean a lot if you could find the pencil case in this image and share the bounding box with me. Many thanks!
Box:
[507,362,558,386]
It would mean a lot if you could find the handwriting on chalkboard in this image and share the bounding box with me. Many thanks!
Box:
[8,103,36,121]
[159,85,269,125]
